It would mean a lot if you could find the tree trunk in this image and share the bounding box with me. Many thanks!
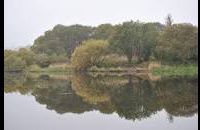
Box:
[127,54,133,65]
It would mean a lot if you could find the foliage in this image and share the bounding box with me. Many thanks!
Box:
[99,54,130,67]
[31,24,95,57]
[27,64,42,72]
[34,53,51,68]
[92,24,117,40]
[4,51,26,71]
[110,21,159,64]
[4,18,198,72]
[155,23,198,64]
[17,48,36,66]
[31,24,118,57]
[4,48,70,71]
[48,53,69,64]
[152,64,198,76]
[71,39,109,70]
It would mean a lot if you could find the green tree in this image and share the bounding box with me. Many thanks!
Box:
[17,48,36,66]
[92,24,117,40]
[155,23,198,64]
[48,53,69,64]
[31,24,95,57]
[71,39,109,70]
[110,21,158,64]
[4,53,26,71]
[35,53,51,68]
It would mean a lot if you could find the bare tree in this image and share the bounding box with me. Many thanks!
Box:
[165,14,173,26]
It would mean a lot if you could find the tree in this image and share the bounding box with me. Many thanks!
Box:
[92,24,117,40]
[48,53,69,64]
[31,24,95,57]
[139,23,159,61]
[110,21,158,64]
[4,53,26,72]
[71,39,109,70]
[165,14,173,26]
[155,23,198,64]
[17,48,36,66]
[35,53,51,68]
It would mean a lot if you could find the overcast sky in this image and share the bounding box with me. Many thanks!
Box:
[4,0,198,49]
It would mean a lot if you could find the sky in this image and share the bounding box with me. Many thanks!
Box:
[4,0,198,49]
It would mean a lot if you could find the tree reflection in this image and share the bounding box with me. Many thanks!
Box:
[4,73,198,122]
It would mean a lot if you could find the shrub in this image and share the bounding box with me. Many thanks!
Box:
[71,39,109,70]
[4,55,26,72]
[35,53,51,68]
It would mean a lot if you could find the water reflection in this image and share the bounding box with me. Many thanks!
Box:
[4,72,198,122]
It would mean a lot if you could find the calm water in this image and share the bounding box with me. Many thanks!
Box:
[4,73,198,130]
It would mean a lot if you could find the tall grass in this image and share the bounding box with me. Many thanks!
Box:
[152,64,198,76]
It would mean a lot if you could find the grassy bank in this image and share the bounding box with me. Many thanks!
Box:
[24,62,198,77]
[152,64,198,76]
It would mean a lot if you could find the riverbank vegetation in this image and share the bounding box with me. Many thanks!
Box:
[152,64,198,76]
[4,15,198,76]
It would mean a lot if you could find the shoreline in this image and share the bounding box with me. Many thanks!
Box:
[4,64,198,77]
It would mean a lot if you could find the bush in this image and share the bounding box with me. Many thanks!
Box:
[155,23,198,64]
[49,53,69,64]
[71,39,109,70]
[35,53,51,68]
[99,54,132,67]
[4,55,26,71]
[17,48,36,66]
[27,64,41,72]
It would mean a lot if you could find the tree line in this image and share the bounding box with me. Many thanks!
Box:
[4,15,198,71]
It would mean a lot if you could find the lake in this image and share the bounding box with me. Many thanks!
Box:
[4,72,198,130]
